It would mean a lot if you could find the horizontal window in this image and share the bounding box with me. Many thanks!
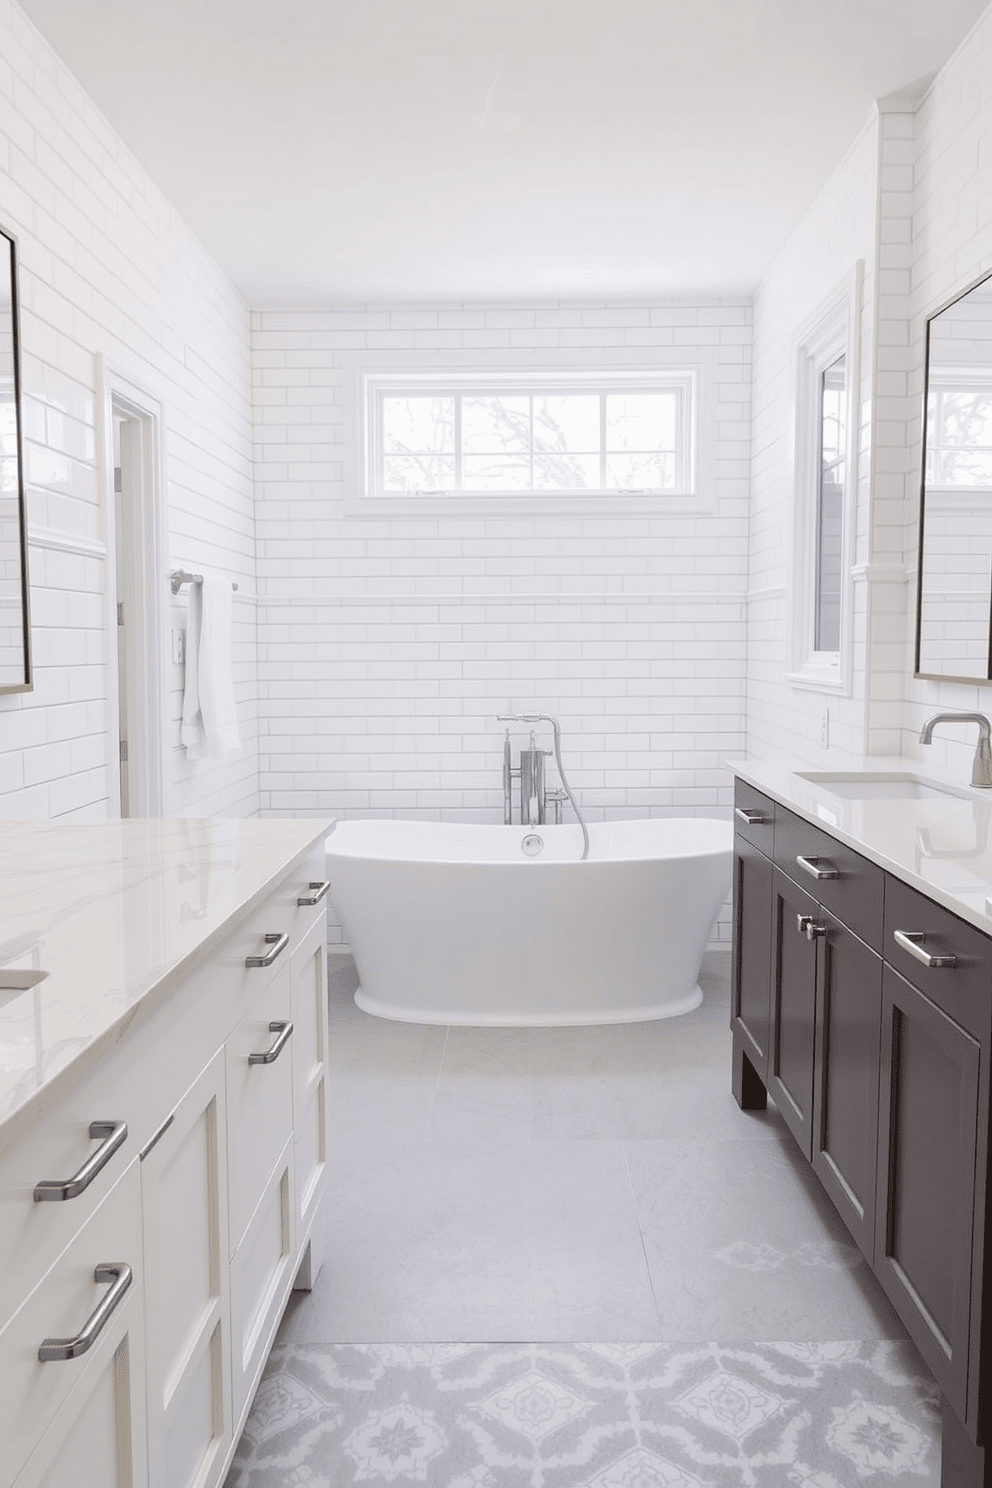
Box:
[364,373,696,499]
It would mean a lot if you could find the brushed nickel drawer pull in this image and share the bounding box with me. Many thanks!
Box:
[34,1121,128,1203]
[248,1020,294,1066]
[298,880,330,907]
[893,930,958,969]
[796,854,840,881]
[797,913,813,935]
[245,932,289,968]
[735,808,767,825]
[38,1263,132,1361]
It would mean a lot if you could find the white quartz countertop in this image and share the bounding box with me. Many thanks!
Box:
[0,817,333,1134]
[732,758,992,937]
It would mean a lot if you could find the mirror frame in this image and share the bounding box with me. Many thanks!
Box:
[914,267,992,685]
[0,223,31,695]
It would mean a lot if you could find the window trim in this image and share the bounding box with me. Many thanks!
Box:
[343,353,717,518]
[787,264,862,696]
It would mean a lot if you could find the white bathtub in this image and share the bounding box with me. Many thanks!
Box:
[325,817,732,1027]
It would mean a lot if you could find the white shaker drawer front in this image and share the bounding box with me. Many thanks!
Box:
[0,1111,132,1328]
[11,1290,147,1488]
[0,1158,142,1488]
[226,961,294,1256]
[230,1140,295,1429]
[234,845,329,995]
[291,918,329,1240]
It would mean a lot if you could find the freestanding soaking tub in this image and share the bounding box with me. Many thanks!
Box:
[325,817,732,1026]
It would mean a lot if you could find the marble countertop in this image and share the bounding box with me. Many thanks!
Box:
[732,757,992,936]
[0,817,333,1134]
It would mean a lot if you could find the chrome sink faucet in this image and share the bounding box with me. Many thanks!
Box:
[919,712,992,788]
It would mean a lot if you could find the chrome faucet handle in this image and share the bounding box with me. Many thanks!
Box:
[974,734,992,788]
[919,711,992,788]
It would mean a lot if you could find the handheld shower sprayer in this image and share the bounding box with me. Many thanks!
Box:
[496,712,589,860]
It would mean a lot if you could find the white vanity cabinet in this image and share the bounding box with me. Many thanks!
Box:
[0,821,333,1488]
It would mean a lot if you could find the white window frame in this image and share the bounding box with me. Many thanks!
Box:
[343,354,716,518]
[787,264,862,695]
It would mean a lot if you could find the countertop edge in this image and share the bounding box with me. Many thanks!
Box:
[730,760,992,938]
[0,818,334,1149]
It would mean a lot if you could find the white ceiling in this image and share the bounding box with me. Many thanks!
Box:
[16,0,992,305]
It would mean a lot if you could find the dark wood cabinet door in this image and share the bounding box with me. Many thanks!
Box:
[875,964,981,1424]
[811,914,883,1262]
[732,840,773,1079]
[770,868,819,1159]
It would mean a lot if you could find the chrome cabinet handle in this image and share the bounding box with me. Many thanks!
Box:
[735,807,767,825]
[248,1020,294,1066]
[38,1263,132,1361]
[796,914,826,942]
[34,1122,128,1203]
[796,855,840,881]
[297,880,330,907]
[245,932,289,968]
[893,930,958,969]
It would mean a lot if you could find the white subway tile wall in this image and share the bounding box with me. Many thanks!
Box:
[747,117,879,767]
[0,0,258,821]
[252,303,752,943]
[902,6,992,783]
[2,0,991,882]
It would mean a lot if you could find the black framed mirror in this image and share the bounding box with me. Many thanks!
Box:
[0,224,31,694]
[915,269,992,683]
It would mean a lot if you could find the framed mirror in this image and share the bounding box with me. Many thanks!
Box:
[0,224,30,694]
[916,269,992,682]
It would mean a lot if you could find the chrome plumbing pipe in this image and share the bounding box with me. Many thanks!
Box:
[496,712,590,860]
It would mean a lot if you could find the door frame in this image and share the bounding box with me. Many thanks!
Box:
[96,356,168,818]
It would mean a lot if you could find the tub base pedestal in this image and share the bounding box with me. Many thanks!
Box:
[353,982,704,1027]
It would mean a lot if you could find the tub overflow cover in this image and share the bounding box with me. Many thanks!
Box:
[521,833,544,856]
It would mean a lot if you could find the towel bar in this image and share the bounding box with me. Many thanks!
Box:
[170,570,239,595]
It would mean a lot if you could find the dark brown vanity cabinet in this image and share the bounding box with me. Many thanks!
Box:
[732,782,884,1257]
[876,878,990,1440]
[731,778,992,1484]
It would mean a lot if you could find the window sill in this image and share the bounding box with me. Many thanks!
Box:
[344,490,709,520]
[785,666,849,696]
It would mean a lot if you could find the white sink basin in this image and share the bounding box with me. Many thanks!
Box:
[796,771,969,801]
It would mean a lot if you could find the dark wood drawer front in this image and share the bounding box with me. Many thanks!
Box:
[734,780,775,855]
[875,965,981,1419]
[884,877,992,1039]
[774,807,884,950]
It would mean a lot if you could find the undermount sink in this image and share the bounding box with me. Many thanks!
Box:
[796,771,970,801]
[0,968,49,1005]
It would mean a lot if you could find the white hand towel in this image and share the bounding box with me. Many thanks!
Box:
[180,574,241,760]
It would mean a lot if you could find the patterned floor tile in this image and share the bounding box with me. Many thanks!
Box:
[224,1340,940,1487]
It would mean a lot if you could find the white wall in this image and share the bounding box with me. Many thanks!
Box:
[747,0,992,780]
[252,302,751,943]
[747,115,879,765]
[0,0,257,821]
[900,4,992,782]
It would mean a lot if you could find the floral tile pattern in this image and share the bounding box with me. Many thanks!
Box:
[224,1340,940,1487]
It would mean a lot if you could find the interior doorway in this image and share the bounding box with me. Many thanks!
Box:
[99,360,167,818]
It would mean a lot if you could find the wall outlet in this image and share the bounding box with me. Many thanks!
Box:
[821,706,830,749]
[172,629,185,666]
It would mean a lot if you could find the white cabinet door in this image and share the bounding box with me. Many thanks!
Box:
[290,916,329,1250]
[229,1141,295,1431]
[12,1309,147,1488]
[140,1050,230,1488]
[0,1161,144,1488]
